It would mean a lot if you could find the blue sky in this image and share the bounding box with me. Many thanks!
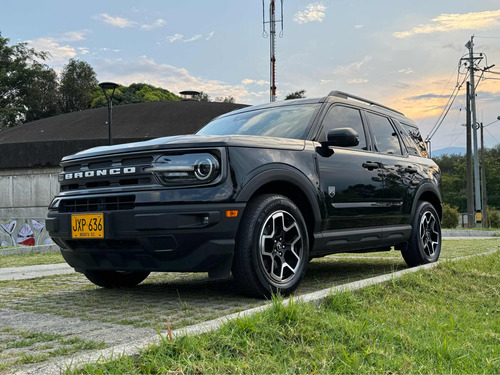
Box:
[1,0,500,150]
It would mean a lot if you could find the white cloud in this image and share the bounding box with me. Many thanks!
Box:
[94,13,135,28]
[167,33,213,43]
[354,25,363,29]
[184,34,202,43]
[293,3,326,24]
[394,9,500,38]
[333,56,372,75]
[58,31,86,42]
[94,56,264,104]
[241,78,268,86]
[100,47,120,53]
[77,47,89,55]
[141,18,166,30]
[347,78,368,84]
[399,68,414,75]
[26,37,77,66]
[167,34,183,43]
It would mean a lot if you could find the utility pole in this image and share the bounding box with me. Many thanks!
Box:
[480,122,488,228]
[465,82,475,228]
[465,36,482,224]
[263,0,283,102]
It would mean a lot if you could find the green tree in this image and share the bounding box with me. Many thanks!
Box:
[91,83,180,108]
[198,91,211,102]
[214,96,235,103]
[59,59,98,113]
[285,90,306,100]
[23,67,60,122]
[0,32,59,128]
[433,145,500,213]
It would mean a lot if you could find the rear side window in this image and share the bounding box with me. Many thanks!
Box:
[392,119,419,156]
[400,123,429,158]
[366,112,402,155]
[321,105,367,150]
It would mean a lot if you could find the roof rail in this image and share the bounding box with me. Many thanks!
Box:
[328,90,404,116]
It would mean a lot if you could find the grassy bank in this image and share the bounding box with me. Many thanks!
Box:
[0,252,64,268]
[72,250,500,374]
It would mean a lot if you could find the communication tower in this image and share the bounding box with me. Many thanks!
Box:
[262,0,284,102]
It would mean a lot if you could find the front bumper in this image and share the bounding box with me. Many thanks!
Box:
[46,201,245,277]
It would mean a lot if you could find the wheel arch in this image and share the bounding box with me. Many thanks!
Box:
[236,166,322,239]
[412,183,442,220]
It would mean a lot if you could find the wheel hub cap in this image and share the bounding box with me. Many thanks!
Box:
[419,211,440,258]
[259,210,303,283]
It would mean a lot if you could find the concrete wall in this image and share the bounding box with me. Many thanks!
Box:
[0,167,60,247]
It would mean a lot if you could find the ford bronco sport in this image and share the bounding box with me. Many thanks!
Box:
[47,91,442,297]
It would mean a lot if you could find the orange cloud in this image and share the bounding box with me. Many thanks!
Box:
[383,74,500,120]
[394,10,500,38]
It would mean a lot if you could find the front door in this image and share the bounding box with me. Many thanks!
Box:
[316,105,386,231]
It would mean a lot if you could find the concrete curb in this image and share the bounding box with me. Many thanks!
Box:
[442,229,500,237]
[0,244,60,256]
[16,248,498,375]
[0,263,74,281]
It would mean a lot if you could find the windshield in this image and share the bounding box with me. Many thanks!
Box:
[197,104,319,139]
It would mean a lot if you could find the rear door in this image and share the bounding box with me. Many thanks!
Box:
[364,111,421,225]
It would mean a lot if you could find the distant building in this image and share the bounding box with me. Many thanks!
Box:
[0,100,247,247]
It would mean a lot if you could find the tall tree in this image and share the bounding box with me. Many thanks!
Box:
[22,67,60,122]
[0,32,58,129]
[59,59,98,113]
[285,90,306,100]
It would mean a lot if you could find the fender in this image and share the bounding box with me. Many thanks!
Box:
[411,181,442,219]
[236,164,323,233]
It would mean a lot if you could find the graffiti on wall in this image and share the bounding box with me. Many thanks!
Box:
[0,219,53,247]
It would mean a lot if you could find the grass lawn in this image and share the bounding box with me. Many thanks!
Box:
[71,248,500,374]
[0,252,65,268]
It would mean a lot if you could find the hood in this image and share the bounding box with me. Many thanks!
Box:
[62,134,306,162]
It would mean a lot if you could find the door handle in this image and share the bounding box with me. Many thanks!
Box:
[405,166,418,174]
[362,161,379,170]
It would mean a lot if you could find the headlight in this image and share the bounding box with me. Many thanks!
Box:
[148,152,221,186]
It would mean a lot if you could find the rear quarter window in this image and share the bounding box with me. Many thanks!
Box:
[400,122,429,158]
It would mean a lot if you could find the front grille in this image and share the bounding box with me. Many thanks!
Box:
[59,195,135,213]
[60,154,156,191]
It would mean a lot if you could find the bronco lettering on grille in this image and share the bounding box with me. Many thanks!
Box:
[64,167,136,180]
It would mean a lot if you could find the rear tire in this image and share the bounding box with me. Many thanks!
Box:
[232,194,309,298]
[402,201,441,267]
[83,270,150,288]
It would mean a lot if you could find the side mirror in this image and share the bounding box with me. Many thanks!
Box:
[325,127,360,147]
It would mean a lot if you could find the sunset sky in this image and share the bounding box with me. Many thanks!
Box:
[1,1,499,150]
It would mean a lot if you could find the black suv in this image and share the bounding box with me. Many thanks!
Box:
[47,91,442,297]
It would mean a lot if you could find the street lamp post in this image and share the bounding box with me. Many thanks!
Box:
[98,82,119,145]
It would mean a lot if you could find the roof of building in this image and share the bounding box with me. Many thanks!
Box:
[0,101,247,169]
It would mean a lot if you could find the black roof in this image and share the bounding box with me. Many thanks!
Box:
[0,101,247,169]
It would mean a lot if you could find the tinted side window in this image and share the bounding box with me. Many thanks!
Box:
[367,112,402,155]
[322,105,367,150]
[401,123,429,158]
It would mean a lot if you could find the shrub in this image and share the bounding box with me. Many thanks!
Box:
[487,207,500,228]
[442,203,460,228]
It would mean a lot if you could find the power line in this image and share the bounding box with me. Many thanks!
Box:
[425,72,468,141]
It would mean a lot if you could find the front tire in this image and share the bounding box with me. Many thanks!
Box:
[232,194,309,298]
[402,201,441,267]
[83,270,150,288]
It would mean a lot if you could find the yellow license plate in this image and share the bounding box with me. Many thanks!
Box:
[71,213,104,238]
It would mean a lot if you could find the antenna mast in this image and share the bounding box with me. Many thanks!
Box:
[263,0,283,102]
